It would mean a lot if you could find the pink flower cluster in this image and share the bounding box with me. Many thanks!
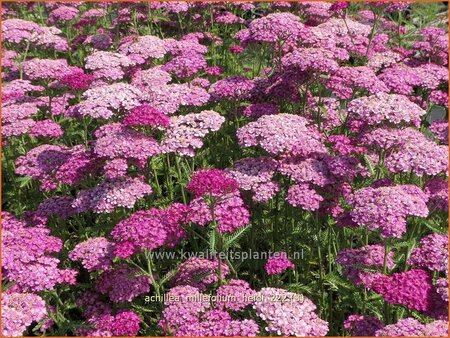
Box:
[111,203,188,257]
[349,185,429,238]
[159,285,259,336]
[1,292,48,337]
[254,288,329,336]
[265,252,295,275]
[336,244,394,288]
[2,212,77,292]
[171,257,230,291]
[69,237,115,272]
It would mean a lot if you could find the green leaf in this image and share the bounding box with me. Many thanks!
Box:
[223,223,252,249]
[363,154,376,176]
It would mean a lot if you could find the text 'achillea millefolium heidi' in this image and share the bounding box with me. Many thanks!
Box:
[1,1,449,337]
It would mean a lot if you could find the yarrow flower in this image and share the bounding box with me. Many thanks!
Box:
[2,212,77,292]
[344,314,384,336]
[239,103,279,118]
[171,257,230,291]
[326,66,389,99]
[76,83,143,119]
[424,178,448,212]
[375,318,448,337]
[59,70,94,90]
[282,47,347,73]
[407,233,448,272]
[226,157,279,202]
[245,12,308,44]
[347,93,427,128]
[15,144,97,191]
[215,279,256,311]
[384,130,448,177]
[1,292,47,337]
[111,203,188,257]
[209,76,255,101]
[81,310,142,336]
[36,196,77,219]
[186,169,238,198]
[254,288,329,336]
[123,105,170,128]
[286,184,324,211]
[336,244,395,288]
[161,110,225,157]
[160,285,259,336]
[436,278,448,302]
[119,35,168,64]
[372,269,439,312]
[72,177,152,213]
[29,119,63,138]
[265,252,295,275]
[23,58,79,80]
[69,237,115,272]
[93,123,161,161]
[429,119,448,145]
[96,264,150,303]
[2,18,68,51]
[187,193,251,233]
[349,185,429,238]
[237,114,326,156]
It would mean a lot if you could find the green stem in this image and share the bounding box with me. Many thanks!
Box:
[175,156,187,204]
[19,40,30,80]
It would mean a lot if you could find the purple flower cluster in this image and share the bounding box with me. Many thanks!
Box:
[2,18,68,51]
[72,177,152,213]
[215,279,256,311]
[326,66,389,99]
[76,83,143,119]
[286,183,324,211]
[161,110,225,157]
[344,314,384,336]
[93,123,161,161]
[372,269,438,312]
[347,93,427,128]
[407,233,448,272]
[85,51,136,80]
[336,244,394,288]
[160,285,259,336]
[2,212,77,292]
[123,105,170,128]
[96,264,150,303]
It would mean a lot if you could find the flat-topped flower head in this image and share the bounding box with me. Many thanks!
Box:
[407,233,448,272]
[254,287,329,336]
[265,251,295,275]
[186,169,238,198]
[2,292,47,337]
[347,93,426,128]
[237,114,326,156]
[123,105,170,128]
[349,185,429,238]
